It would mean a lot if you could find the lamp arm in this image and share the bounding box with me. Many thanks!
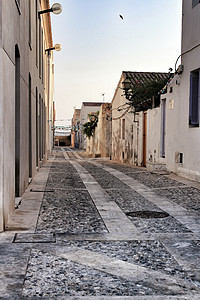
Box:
[38,8,53,17]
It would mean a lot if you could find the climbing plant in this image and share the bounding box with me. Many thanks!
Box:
[83,111,99,138]
[123,76,171,112]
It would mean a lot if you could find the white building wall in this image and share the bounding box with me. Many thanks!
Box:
[0,48,4,231]
[79,103,102,150]
[112,74,144,166]
[2,49,16,223]
[86,104,112,157]
[0,0,54,231]
[147,108,161,163]
[152,1,200,181]
[160,71,200,180]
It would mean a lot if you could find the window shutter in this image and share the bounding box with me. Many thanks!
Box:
[189,72,199,126]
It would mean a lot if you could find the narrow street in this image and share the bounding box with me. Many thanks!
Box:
[1,147,200,299]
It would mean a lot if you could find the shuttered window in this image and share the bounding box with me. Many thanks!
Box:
[189,71,200,126]
[122,119,125,139]
[119,119,121,139]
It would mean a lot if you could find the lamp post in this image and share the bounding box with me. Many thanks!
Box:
[45,43,62,54]
[122,77,132,93]
[38,3,62,18]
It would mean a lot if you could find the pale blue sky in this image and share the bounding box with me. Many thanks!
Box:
[50,0,182,125]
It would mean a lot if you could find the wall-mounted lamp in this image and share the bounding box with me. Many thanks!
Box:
[38,3,62,18]
[122,78,131,91]
[45,43,62,53]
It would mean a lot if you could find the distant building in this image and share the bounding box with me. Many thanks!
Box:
[55,135,71,147]
[79,102,104,149]
[71,109,81,148]
[86,103,112,158]
[112,71,169,166]
[0,0,54,232]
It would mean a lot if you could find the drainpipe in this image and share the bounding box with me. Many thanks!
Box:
[47,50,51,155]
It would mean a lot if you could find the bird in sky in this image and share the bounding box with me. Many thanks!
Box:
[119,15,124,20]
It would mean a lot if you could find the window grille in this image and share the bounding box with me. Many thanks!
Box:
[189,70,200,126]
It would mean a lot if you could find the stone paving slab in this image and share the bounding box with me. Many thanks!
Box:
[23,295,200,300]
[70,160,139,236]
[21,242,198,298]
[36,189,108,234]
[106,189,191,234]
[1,149,200,299]
[94,162,200,234]
[162,239,200,271]
[100,162,185,189]
[0,244,30,298]
[56,232,199,242]
[155,187,200,215]
[79,161,131,190]
[5,161,52,233]
[13,233,56,243]
[59,249,192,294]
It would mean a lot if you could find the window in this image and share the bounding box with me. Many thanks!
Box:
[192,0,200,8]
[189,70,200,126]
[119,119,121,139]
[122,119,125,139]
[15,45,20,196]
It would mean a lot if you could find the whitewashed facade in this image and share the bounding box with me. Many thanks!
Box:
[79,102,104,150]
[112,72,168,167]
[0,0,54,232]
[154,0,200,181]
[86,103,112,158]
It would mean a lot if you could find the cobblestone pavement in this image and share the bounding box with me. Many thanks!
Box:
[1,147,200,299]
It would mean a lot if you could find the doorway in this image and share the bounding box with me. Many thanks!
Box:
[143,112,147,167]
[160,99,166,158]
[15,45,20,196]
[29,74,32,178]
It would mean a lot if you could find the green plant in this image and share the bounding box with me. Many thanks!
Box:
[83,112,99,138]
[123,76,170,112]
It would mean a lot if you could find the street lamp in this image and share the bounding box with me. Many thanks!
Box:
[38,3,62,17]
[45,43,62,53]
[122,77,132,92]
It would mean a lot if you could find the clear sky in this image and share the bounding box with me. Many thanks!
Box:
[49,0,182,127]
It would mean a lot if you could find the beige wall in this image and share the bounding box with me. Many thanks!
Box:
[86,104,112,157]
[79,104,102,149]
[112,74,144,166]
[71,109,81,148]
[0,0,54,232]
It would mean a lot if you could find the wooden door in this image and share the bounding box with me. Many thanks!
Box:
[160,99,166,158]
[143,112,147,167]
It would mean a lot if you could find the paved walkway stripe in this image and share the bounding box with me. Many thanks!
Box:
[67,148,83,160]
[5,159,54,233]
[69,159,140,235]
[46,295,200,300]
[62,148,70,159]
[92,162,200,234]
[58,248,196,294]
